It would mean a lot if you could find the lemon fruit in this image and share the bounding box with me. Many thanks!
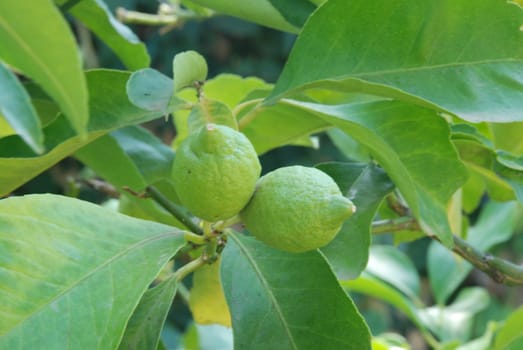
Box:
[241,166,355,253]
[172,123,261,222]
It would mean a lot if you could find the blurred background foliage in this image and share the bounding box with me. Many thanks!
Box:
[13,1,523,349]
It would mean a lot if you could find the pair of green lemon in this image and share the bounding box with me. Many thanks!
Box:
[172,123,355,253]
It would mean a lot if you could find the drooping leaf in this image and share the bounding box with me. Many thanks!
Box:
[0,1,88,135]
[189,258,231,327]
[173,51,208,93]
[0,70,163,196]
[342,274,428,336]
[365,246,421,302]
[268,0,523,123]
[317,162,395,279]
[188,0,299,33]
[221,232,371,350]
[0,63,43,153]
[418,288,490,342]
[57,0,150,70]
[0,194,185,348]
[428,201,519,304]
[286,100,468,247]
[119,276,178,350]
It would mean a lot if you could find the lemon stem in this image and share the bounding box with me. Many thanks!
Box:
[173,256,206,282]
[146,186,203,235]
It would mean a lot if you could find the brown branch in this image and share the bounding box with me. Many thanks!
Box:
[371,218,523,286]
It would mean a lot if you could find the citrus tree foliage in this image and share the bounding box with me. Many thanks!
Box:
[1,0,523,349]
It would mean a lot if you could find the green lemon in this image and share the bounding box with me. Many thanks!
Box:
[172,123,261,222]
[241,166,356,253]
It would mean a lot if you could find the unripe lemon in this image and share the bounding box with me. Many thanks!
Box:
[172,123,261,222]
[241,166,355,253]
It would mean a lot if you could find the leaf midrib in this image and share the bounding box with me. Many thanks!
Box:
[0,13,80,129]
[3,228,179,337]
[344,57,521,80]
[230,234,298,350]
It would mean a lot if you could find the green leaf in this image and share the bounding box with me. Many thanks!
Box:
[494,306,523,350]
[268,0,523,123]
[119,276,178,350]
[221,232,371,350]
[188,99,237,132]
[174,74,270,148]
[342,274,428,335]
[267,0,316,28]
[0,70,163,196]
[0,62,44,153]
[188,0,299,33]
[0,1,88,135]
[490,123,523,156]
[75,131,147,190]
[57,0,150,70]
[127,68,181,112]
[0,194,185,348]
[239,99,329,154]
[317,162,394,279]
[286,100,468,247]
[454,139,516,202]
[428,201,519,304]
[76,125,175,188]
[366,246,421,302]
[419,288,490,342]
[173,51,208,93]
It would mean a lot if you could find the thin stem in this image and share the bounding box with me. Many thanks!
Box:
[371,217,420,234]
[146,186,203,235]
[173,256,206,282]
[449,235,523,286]
[117,8,180,26]
[371,216,523,286]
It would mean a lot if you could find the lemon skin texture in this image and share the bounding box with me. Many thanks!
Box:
[172,123,261,222]
[241,166,355,253]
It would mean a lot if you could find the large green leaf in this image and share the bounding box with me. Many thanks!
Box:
[0,63,43,153]
[188,0,299,33]
[0,70,163,196]
[286,100,468,246]
[119,276,178,350]
[317,162,394,279]
[268,0,523,122]
[428,201,519,304]
[0,194,186,349]
[57,0,150,70]
[221,232,371,350]
[0,1,88,135]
